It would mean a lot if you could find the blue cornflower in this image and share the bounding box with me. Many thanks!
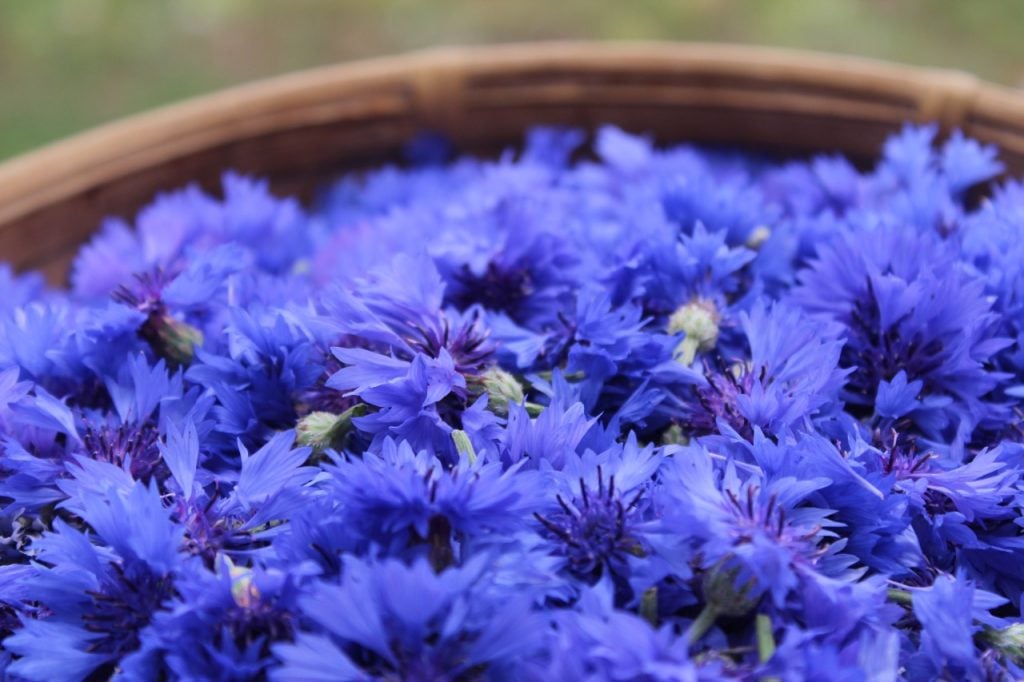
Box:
[2,482,185,681]
[0,266,47,315]
[0,300,75,389]
[876,125,1002,206]
[141,556,306,680]
[534,466,645,586]
[317,254,499,459]
[71,173,310,301]
[171,429,315,565]
[762,623,899,682]
[595,125,655,175]
[679,301,849,441]
[435,200,580,329]
[0,383,85,512]
[959,180,1024,414]
[661,444,846,609]
[513,286,694,437]
[0,367,30,436]
[186,308,321,452]
[312,438,539,570]
[896,445,1024,603]
[756,575,900,681]
[154,426,314,564]
[903,571,1007,681]
[561,288,659,400]
[531,435,672,604]
[660,162,775,247]
[781,431,923,577]
[605,222,755,354]
[793,223,1009,445]
[0,354,212,515]
[109,245,250,368]
[541,579,727,681]
[273,555,543,681]
[71,185,217,299]
[520,125,585,168]
[500,398,596,470]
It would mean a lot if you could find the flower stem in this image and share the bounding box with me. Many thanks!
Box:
[640,587,659,628]
[755,614,776,663]
[687,604,719,645]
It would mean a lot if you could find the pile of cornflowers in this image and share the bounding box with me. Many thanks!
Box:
[1,122,1023,681]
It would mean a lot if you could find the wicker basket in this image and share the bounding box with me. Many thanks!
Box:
[3,42,1024,283]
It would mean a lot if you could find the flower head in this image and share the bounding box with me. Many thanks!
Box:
[793,224,1007,442]
[274,556,543,681]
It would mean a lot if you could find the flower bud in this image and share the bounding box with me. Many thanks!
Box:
[221,556,260,609]
[142,313,203,367]
[745,225,772,250]
[660,423,689,446]
[470,367,525,417]
[701,564,759,618]
[984,623,1024,663]
[668,299,720,365]
[296,404,366,452]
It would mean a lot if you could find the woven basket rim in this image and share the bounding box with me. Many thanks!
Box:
[1,40,1021,273]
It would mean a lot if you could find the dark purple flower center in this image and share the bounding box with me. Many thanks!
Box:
[297,349,361,415]
[843,278,945,413]
[449,261,534,321]
[175,495,255,566]
[878,429,934,478]
[679,358,758,441]
[406,313,495,378]
[724,486,825,563]
[534,467,644,582]
[82,422,163,483]
[221,597,295,654]
[83,562,175,658]
[111,270,177,315]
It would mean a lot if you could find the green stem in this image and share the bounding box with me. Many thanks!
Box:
[687,605,719,645]
[755,614,776,663]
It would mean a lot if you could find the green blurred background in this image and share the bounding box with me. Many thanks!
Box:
[3,0,1024,160]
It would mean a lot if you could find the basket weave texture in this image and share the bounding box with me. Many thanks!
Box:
[2,42,1023,282]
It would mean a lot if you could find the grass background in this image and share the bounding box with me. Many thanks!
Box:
[3,0,1024,160]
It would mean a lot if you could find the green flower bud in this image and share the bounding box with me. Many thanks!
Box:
[296,404,366,452]
[701,564,759,618]
[745,225,772,250]
[470,367,525,417]
[142,313,203,367]
[984,623,1024,663]
[668,298,720,366]
[660,423,689,446]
